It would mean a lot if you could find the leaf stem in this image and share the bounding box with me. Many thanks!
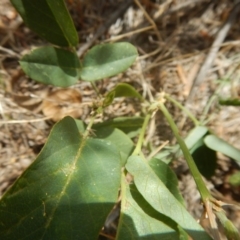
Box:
[165,94,199,126]
[159,102,211,201]
[91,82,101,98]
[132,113,151,156]
[82,111,97,139]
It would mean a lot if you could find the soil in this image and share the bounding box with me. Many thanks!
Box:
[1,0,240,238]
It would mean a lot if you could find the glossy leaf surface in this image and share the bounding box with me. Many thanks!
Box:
[10,0,78,46]
[126,155,212,240]
[20,47,80,87]
[0,117,121,239]
[80,42,138,81]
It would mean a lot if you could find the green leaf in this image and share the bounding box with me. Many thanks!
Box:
[20,47,80,87]
[72,119,134,166]
[126,155,212,240]
[184,126,209,150]
[219,98,240,106]
[177,225,189,240]
[103,90,115,108]
[185,127,215,179]
[80,42,138,81]
[103,83,143,108]
[73,119,86,133]
[154,126,209,165]
[116,175,180,239]
[191,139,217,179]
[228,171,240,187]
[92,126,134,166]
[215,211,240,240]
[153,146,179,164]
[71,119,133,165]
[0,116,121,239]
[204,134,240,163]
[149,158,185,205]
[94,116,144,138]
[10,0,78,47]
[110,83,143,100]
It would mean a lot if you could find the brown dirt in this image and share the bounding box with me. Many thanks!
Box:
[1,0,240,238]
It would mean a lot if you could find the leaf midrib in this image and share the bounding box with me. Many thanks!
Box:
[82,55,137,69]
[42,135,87,237]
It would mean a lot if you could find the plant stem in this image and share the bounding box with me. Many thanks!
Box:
[165,94,199,126]
[159,102,211,201]
[132,113,151,156]
[82,112,97,140]
[91,82,101,98]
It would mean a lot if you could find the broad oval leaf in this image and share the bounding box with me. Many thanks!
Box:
[0,116,121,239]
[204,134,240,163]
[20,47,80,87]
[80,42,138,81]
[116,174,181,240]
[92,126,134,166]
[149,158,185,205]
[126,155,212,240]
[10,0,78,47]
[73,119,134,166]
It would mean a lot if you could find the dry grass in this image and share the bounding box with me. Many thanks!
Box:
[1,0,240,235]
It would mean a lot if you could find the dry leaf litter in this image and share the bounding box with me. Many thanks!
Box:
[1,0,240,238]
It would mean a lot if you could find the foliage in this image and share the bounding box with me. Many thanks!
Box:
[219,98,240,106]
[0,1,239,239]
